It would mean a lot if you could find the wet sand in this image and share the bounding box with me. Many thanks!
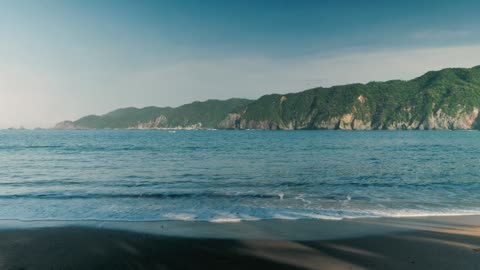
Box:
[0,215,479,269]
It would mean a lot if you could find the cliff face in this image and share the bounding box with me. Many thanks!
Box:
[55,66,480,130]
[129,115,203,130]
[219,105,480,130]
[55,99,252,130]
[218,66,480,130]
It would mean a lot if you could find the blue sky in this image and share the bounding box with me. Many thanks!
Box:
[1,0,480,127]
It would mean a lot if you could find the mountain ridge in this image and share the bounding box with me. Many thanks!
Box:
[55,65,480,130]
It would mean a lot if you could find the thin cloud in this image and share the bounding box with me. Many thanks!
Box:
[2,45,480,128]
[411,30,472,40]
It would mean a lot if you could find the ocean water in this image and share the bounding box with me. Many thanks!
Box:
[1,130,480,222]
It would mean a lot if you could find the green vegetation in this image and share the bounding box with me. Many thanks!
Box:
[234,66,480,129]
[56,66,480,130]
[68,99,252,129]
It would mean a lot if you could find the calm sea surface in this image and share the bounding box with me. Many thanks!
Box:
[1,130,480,221]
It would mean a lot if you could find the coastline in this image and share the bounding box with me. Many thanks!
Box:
[1,215,479,269]
[4,128,480,132]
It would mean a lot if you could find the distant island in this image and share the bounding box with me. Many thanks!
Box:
[55,65,480,130]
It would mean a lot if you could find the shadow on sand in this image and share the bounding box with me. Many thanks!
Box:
[0,224,479,270]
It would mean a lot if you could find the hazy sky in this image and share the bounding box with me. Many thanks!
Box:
[2,0,480,128]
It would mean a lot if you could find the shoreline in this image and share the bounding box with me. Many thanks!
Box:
[4,128,480,131]
[0,215,479,269]
[1,212,479,226]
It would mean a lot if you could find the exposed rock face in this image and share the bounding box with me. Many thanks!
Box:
[245,120,278,130]
[357,95,366,104]
[385,121,420,130]
[53,66,480,131]
[217,113,281,129]
[338,114,354,130]
[353,119,372,130]
[55,106,480,131]
[423,108,479,130]
[130,115,168,129]
[55,117,204,130]
[219,106,480,130]
[129,117,203,130]
[315,117,340,130]
[217,113,242,129]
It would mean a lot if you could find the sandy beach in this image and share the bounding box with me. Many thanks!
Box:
[0,215,479,269]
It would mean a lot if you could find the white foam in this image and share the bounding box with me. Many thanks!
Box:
[162,213,196,221]
[209,218,242,223]
[273,213,342,221]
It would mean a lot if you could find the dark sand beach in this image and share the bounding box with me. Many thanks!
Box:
[0,216,479,270]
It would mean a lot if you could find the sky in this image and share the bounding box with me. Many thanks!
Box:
[2,0,480,128]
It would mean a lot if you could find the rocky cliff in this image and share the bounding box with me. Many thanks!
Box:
[55,66,480,130]
[218,66,480,130]
[55,99,252,130]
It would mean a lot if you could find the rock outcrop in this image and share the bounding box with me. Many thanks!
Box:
[54,66,480,131]
[220,106,480,130]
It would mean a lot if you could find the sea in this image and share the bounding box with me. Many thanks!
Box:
[1,129,480,222]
